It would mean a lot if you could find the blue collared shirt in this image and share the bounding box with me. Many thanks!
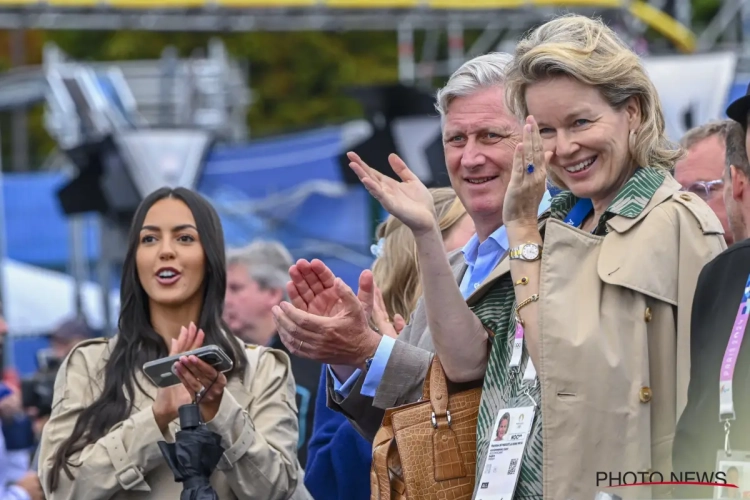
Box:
[330,191,553,397]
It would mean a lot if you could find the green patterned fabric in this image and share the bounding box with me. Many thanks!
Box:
[471,277,544,499]
[548,166,667,235]
[472,167,666,498]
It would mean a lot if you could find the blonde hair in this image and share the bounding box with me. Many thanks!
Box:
[504,14,682,183]
[371,187,467,321]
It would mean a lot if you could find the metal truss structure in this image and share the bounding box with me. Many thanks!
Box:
[0,6,623,32]
[0,0,712,85]
[0,0,699,54]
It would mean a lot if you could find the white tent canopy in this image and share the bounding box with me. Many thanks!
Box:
[2,259,119,337]
[642,51,738,142]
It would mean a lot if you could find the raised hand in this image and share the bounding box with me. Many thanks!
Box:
[287,260,379,321]
[152,323,204,432]
[274,277,378,367]
[503,116,552,228]
[348,152,437,235]
[287,259,340,316]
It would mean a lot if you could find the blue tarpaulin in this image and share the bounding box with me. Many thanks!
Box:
[4,125,376,289]
[198,125,375,287]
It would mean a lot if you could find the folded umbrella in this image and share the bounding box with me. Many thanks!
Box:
[159,403,225,500]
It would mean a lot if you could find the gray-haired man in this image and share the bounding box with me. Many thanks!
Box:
[273,53,551,442]
[224,240,321,467]
[675,120,736,245]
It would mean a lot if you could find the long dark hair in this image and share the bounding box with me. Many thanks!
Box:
[49,187,247,490]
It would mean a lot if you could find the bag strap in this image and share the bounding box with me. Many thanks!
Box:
[371,415,396,500]
[422,356,450,419]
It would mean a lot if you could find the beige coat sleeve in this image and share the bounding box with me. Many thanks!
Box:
[39,343,168,499]
[207,347,300,499]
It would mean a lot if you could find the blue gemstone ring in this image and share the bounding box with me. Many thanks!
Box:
[526,163,535,174]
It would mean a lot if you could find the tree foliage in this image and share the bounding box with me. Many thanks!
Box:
[0,1,729,169]
[0,30,399,168]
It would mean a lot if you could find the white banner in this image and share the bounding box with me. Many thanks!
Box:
[642,52,738,142]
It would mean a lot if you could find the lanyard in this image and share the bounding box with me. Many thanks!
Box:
[564,198,593,228]
[510,321,538,385]
[719,273,750,453]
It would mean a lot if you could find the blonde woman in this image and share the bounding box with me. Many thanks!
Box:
[345,15,725,500]
[490,15,725,499]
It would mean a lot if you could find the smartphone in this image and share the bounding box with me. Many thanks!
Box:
[143,345,233,388]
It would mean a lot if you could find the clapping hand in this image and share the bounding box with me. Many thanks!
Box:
[348,152,437,236]
[285,259,401,339]
[502,116,551,229]
[174,352,227,424]
[152,323,204,432]
[286,259,343,317]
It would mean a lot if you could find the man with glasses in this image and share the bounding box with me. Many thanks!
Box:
[675,120,736,245]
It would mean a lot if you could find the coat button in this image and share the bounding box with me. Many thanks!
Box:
[680,193,691,202]
[644,307,652,322]
[639,386,652,403]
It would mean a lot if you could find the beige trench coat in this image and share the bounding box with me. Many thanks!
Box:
[471,176,726,499]
[38,336,311,500]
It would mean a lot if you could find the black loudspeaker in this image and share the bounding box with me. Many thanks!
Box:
[340,84,451,188]
[56,129,214,226]
[57,135,142,226]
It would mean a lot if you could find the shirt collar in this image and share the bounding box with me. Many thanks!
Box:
[462,189,553,266]
[461,225,507,267]
[549,167,666,223]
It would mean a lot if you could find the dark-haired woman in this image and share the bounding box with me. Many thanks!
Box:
[38,188,307,499]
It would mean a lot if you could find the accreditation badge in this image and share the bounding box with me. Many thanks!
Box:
[715,450,750,498]
[475,406,536,500]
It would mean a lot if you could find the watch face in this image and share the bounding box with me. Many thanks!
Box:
[521,244,539,260]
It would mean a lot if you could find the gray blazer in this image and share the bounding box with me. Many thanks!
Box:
[326,250,468,441]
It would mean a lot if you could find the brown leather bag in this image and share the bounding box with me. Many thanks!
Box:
[370,356,481,500]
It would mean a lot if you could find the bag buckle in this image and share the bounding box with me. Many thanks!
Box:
[431,410,452,429]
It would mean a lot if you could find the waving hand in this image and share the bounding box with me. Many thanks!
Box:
[347,152,436,235]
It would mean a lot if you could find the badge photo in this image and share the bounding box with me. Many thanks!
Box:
[716,451,750,499]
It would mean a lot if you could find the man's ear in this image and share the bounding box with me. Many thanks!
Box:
[731,165,747,202]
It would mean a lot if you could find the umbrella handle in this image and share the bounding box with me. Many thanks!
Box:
[179,403,202,430]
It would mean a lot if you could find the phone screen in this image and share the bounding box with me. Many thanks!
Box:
[200,352,223,366]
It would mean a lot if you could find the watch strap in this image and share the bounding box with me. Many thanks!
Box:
[508,243,542,261]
